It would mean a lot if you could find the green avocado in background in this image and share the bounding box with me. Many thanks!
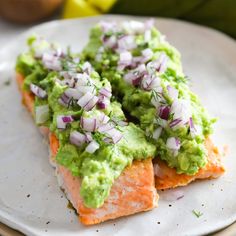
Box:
[111,0,236,38]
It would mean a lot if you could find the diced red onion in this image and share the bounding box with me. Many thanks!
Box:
[141,74,161,91]
[42,53,62,71]
[146,53,168,74]
[117,35,136,51]
[119,51,132,65]
[153,127,162,140]
[74,73,90,87]
[35,105,49,124]
[159,106,170,120]
[189,117,201,138]
[99,87,112,98]
[167,85,178,100]
[85,140,100,154]
[82,62,92,75]
[124,64,146,85]
[77,85,96,95]
[98,123,115,133]
[102,35,117,49]
[80,117,97,132]
[64,88,83,100]
[169,118,182,128]
[85,132,93,142]
[77,92,99,111]
[141,48,153,62]
[158,53,168,73]
[30,84,47,99]
[166,137,181,150]
[57,115,74,129]
[104,128,123,144]
[122,20,145,34]
[97,95,110,110]
[171,99,191,125]
[70,131,86,147]
[98,113,110,124]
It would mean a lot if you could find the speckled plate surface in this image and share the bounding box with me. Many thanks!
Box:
[0,15,236,236]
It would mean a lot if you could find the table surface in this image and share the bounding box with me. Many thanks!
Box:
[0,17,235,236]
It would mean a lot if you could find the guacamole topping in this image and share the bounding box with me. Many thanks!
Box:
[16,36,156,208]
[82,20,216,175]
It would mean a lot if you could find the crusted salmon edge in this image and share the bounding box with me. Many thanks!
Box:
[15,72,159,225]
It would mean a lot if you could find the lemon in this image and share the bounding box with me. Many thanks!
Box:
[87,0,116,12]
[63,0,100,19]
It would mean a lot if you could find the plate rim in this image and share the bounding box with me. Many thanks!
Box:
[0,14,236,236]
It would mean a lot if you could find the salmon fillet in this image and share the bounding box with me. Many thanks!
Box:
[16,72,158,225]
[154,138,225,189]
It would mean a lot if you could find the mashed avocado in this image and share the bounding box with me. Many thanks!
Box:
[16,36,156,208]
[82,20,216,175]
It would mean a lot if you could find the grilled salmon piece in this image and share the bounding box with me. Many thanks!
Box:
[16,73,34,114]
[154,138,225,190]
[16,72,158,225]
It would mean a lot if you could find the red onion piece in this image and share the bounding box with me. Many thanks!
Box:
[117,35,136,51]
[70,131,86,147]
[141,74,161,91]
[98,123,115,133]
[141,48,153,62]
[42,53,62,71]
[80,117,97,132]
[122,20,145,34]
[147,53,168,74]
[30,84,47,99]
[169,118,182,128]
[189,117,201,137]
[64,88,82,100]
[77,86,96,95]
[102,35,117,49]
[167,85,178,100]
[124,64,146,85]
[99,87,112,98]
[119,51,132,65]
[104,128,123,144]
[98,113,110,124]
[57,115,74,129]
[85,132,93,142]
[166,137,181,150]
[77,92,98,111]
[171,99,191,125]
[86,140,100,153]
[159,106,170,120]
[82,62,92,75]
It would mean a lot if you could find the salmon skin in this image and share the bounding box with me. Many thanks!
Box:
[16,72,158,225]
[154,138,225,190]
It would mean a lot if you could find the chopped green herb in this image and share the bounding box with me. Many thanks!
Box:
[192,210,203,218]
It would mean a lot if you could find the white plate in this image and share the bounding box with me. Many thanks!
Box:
[0,15,236,236]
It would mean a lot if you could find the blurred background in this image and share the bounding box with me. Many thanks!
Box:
[0,0,235,47]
